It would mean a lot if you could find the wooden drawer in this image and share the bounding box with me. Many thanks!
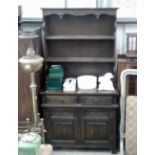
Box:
[43,95,77,104]
[79,96,113,105]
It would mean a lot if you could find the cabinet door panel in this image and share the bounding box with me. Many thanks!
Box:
[84,121,110,141]
[43,108,77,145]
[51,118,76,141]
[81,109,111,146]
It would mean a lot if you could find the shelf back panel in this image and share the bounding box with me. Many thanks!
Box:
[46,40,114,58]
[47,62,114,77]
[45,14,115,35]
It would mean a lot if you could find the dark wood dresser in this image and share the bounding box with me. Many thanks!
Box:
[40,8,118,153]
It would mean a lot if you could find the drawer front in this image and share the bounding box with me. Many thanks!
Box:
[79,96,113,105]
[44,95,77,104]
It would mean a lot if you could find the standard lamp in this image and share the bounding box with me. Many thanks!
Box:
[19,30,46,143]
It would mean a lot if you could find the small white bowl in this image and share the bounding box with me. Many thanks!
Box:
[77,75,97,90]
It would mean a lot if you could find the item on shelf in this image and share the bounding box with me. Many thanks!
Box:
[49,65,63,73]
[46,65,64,90]
[46,80,62,90]
[98,72,115,91]
[63,78,76,92]
[77,75,97,90]
[18,132,41,155]
[48,72,64,79]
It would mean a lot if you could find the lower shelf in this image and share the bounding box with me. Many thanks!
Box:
[40,89,119,96]
[41,104,118,108]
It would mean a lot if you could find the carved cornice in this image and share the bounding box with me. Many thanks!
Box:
[41,8,117,18]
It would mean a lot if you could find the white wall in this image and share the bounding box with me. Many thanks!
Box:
[65,0,96,8]
[18,0,65,18]
[117,0,136,17]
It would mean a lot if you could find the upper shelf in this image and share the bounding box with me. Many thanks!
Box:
[46,57,115,63]
[45,35,115,40]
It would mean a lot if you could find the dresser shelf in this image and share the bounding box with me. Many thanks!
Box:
[41,104,118,109]
[40,89,119,96]
[45,35,115,40]
[46,57,115,63]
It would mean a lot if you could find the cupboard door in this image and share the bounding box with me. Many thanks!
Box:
[43,108,78,146]
[81,109,111,148]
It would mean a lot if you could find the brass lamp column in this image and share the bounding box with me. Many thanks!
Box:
[19,54,43,127]
[30,71,38,127]
[19,31,46,142]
